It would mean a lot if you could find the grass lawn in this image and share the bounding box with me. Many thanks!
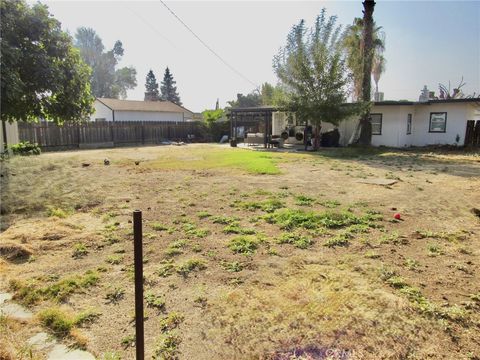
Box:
[1,144,479,359]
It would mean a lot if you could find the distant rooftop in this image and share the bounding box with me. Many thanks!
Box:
[97,98,193,115]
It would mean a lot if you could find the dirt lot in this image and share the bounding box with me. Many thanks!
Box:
[1,144,480,359]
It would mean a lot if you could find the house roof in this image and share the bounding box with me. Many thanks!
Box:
[97,98,193,115]
[374,98,480,106]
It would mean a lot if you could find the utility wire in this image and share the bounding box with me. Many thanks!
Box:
[158,0,259,88]
[128,7,178,50]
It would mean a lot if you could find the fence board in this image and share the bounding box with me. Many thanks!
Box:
[18,121,205,151]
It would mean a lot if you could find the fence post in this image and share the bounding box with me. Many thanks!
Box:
[133,210,144,360]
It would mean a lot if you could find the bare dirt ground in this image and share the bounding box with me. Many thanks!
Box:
[1,144,480,360]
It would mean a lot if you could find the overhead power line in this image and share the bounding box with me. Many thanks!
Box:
[158,0,259,88]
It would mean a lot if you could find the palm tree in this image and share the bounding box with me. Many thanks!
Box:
[357,0,376,146]
[343,16,385,101]
[372,53,386,95]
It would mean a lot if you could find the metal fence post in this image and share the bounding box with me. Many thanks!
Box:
[133,210,144,360]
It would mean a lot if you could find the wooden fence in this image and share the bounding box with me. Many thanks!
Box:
[465,120,480,147]
[18,121,205,151]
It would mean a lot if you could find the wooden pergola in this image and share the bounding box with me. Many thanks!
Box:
[229,106,277,148]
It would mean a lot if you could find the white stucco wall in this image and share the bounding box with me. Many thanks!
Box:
[113,110,184,122]
[411,103,473,146]
[340,102,478,147]
[90,101,113,121]
[90,100,185,122]
[370,105,415,147]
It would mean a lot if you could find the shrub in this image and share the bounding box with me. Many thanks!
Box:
[10,141,41,156]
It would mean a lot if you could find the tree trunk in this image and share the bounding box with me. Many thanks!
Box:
[357,0,376,146]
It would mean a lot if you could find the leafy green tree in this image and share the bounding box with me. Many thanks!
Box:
[273,8,360,149]
[227,91,262,108]
[1,0,94,123]
[261,83,275,105]
[74,27,137,99]
[202,109,224,127]
[144,70,160,101]
[160,67,182,105]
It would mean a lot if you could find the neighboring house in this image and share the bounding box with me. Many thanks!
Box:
[232,98,480,148]
[91,98,194,122]
[336,98,480,147]
[283,98,480,147]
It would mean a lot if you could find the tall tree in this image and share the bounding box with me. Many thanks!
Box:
[74,27,137,99]
[227,91,262,108]
[357,0,376,145]
[372,53,386,95]
[343,17,385,101]
[160,67,182,105]
[261,82,275,105]
[1,0,93,124]
[144,70,160,101]
[273,9,360,150]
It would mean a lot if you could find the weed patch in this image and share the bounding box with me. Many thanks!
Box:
[145,292,166,311]
[295,195,315,206]
[276,232,314,249]
[228,235,262,255]
[234,199,284,213]
[9,270,99,305]
[176,259,207,276]
[222,224,256,235]
[221,261,244,272]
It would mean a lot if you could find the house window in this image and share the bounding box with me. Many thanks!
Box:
[370,113,382,135]
[429,112,447,133]
[407,114,412,135]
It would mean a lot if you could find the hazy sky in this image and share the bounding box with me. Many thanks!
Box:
[38,1,480,112]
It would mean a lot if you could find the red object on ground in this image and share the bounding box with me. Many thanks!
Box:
[394,213,401,220]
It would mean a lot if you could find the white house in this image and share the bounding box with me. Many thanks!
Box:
[273,98,480,147]
[91,98,194,122]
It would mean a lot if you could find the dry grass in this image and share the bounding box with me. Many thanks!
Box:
[0,144,479,359]
[0,242,32,261]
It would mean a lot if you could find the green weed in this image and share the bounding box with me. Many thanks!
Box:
[221,261,244,272]
[153,332,181,359]
[276,232,313,249]
[105,287,125,304]
[196,211,211,219]
[145,292,166,311]
[222,224,256,235]
[72,243,88,259]
[106,254,123,265]
[176,259,207,276]
[159,312,184,332]
[295,195,315,206]
[152,223,168,231]
[234,198,284,213]
[228,236,261,255]
[9,270,99,305]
